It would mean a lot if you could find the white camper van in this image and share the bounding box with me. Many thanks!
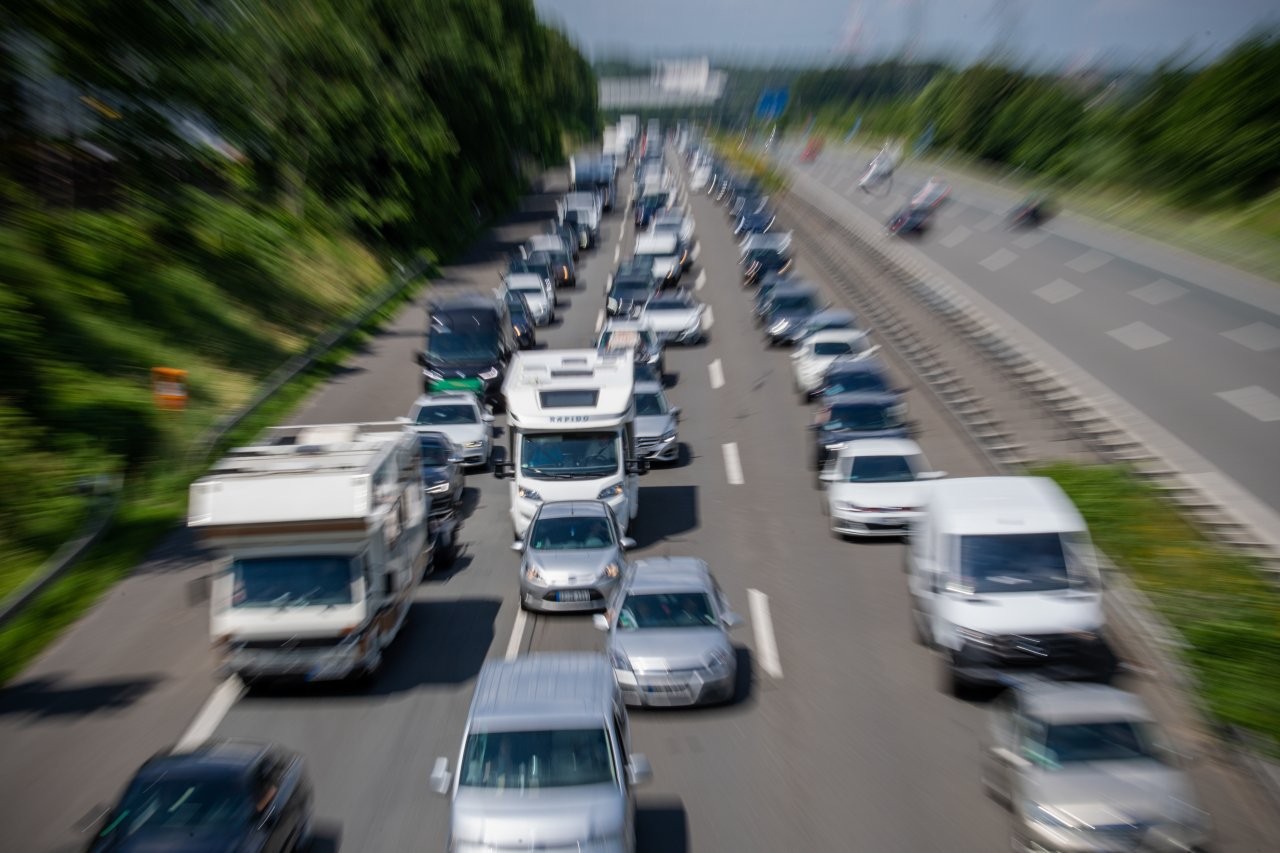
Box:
[497,350,646,538]
[188,422,428,683]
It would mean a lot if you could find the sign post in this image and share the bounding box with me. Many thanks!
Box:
[151,367,189,411]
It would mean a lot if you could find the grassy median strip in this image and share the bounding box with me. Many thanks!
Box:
[0,281,423,686]
[1034,462,1280,747]
[711,134,790,196]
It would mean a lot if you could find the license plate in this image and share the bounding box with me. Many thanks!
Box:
[432,378,483,392]
[557,590,591,602]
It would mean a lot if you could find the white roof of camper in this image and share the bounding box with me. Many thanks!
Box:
[188,422,410,528]
[503,349,635,431]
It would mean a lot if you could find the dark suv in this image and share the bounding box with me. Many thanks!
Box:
[416,295,515,408]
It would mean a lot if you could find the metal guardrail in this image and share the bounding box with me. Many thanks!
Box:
[0,256,432,631]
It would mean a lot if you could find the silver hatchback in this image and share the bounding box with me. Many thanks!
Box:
[515,501,634,613]
[594,557,743,707]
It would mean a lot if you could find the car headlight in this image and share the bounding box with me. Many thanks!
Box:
[704,647,733,672]
[463,440,483,448]
[600,562,621,579]
[524,565,544,583]
[425,482,450,494]
[609,647,631,671]
[422,368,443,381]
[478,367,499,381]
[597,483,624,500]
[956,626,996,647]
[518,486,542,502]
[660,429,677,443]
[607,297,618,311]
[684,316,701,332]
[838,500,870,513]
[1026,802,1075,830]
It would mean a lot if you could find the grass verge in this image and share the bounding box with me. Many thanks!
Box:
[0,278,425,686]
[1034,462,1280,747]
[711,133,790,196]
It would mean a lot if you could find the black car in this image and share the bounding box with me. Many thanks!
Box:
[887,204,933,236]
[752,275,791,320]
[634,192,669,228]
[1007,194,1052,228]
[728,193,767,220]
[86,741,313,853]
[526,248,575,289]
[550,222,580,260]
[760,285,821,345]
[606,272,655,318]
[416,431,464,567]
[416,295,514,408]
[734,210,776,236]
[809,391,911,470]
[506,256,558,306]
[502,288,537,349]
[810,357,896,402]
[561,208,597,249]
[742,244,792,285]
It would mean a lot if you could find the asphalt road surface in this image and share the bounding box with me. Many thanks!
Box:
[784,143,1280,528]
[2,159,1273,852]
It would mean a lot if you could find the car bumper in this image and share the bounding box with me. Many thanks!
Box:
[520,576,620,613]
[637,436,680,461]
[950,638,1117,686]
[830,509,921,537]
[219,641,374,682]
[1013,820,1210,853]
[615,666,735,707]
[457,442,490,467]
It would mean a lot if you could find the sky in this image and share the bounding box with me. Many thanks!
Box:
[532,0,1279,68]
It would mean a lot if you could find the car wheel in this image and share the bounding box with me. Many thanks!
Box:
[292,813,314,851]
[940,653,967,699]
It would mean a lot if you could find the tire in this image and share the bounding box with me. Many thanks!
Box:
[940,653,967,699]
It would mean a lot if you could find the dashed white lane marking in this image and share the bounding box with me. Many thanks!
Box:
[613,244,620,263]
[940,226,971,248]
[175,677,244,750]
[1035,278,1081,304]
[1130,279,1188,306]
[708,358,725,389]
[980,248,1018,271]
[505,607,528,660]
[703,305,714,329]
[594,309,605,335]
[1108,321,1170,351]
[1217,386,1280,422]
[695,270,707,290]
[692,241,701,261]
[1222,322,1280,353]
[1067,249,1113,274]
[747,589,783,679]
[722,442,744,485]
[1013,230,1048,249]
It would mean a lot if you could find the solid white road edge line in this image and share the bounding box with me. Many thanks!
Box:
[692,242,701,261]
[613,244,620,263]
[747,589,783,679]
[595,309,605,335]
[505,607,529,661]
[708,358,725,389]
[695,270,706,290]
[722,441,744,485]
[175,676,245,750]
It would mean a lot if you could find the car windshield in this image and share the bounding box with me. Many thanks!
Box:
[956,532,1074,594]
[823,402,902,432]
[747,249,783,263]
[418,440,452,466]
[612,281,650,298]
[1029,720,1159,768]
[529,516,615,550]
[845,454,919,483]
[823,372,889,395]
[99,777,251,840]
[813,341,855,356]
[617,592,717,630]
[771,294,815,312]
[426,331,499,362]
[509,282,543,296]
[646,299,689,311]
[230,556,354,608]
[634,392,668,416]
[415,404,477,425]
[459,729,615,789]
[521,432,619,479]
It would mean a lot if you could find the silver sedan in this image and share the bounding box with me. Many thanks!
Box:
[594,557,743,707]
[515,501,634,613]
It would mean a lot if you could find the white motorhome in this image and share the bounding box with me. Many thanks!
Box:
[188,422,428,683]
[497,350,646,537]
[906,476,1116,696]
[634,231,682,285]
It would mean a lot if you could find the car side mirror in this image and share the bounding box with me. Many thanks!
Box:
[917,470,947,481]
[592,613,610,632]
[819,470,840,483]
[721,611,744,629]
[789,350,803,358]
[627,753,653,786]
[620,537,637,550]
[482,413,495,424]
[414,351,428,368]
[395,416,410,424]
[511,541,525,553]
[670,406,681,419]
[430,757,452,795]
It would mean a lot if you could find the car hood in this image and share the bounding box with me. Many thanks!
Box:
[943,590,1103,635]
[419,423,486,447]
[641,311,700,332]
[767,309,812,326]
[613,627,730,671]
[423,357,501,377]
[421,465,453,487]
[828,481,927,510]
[819,426,911,444]
[635,414,677,439]
[89,827,248,852]
[1025,761,1197,828]
[452,785,625,848]
[797,354,843,376]
[526,548,620,583]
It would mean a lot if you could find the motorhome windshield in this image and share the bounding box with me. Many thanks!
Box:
[230,556,355,608]
[459,728,615,789]
[955,532,1081,594]
[520,431,620,480]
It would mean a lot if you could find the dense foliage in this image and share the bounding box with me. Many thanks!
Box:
[0,1,595,596]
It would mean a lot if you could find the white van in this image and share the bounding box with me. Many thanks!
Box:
[905,477,1116,696]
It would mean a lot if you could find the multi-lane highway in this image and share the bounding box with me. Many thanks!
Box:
[783,144,1280,532]
[2,156,1276,852]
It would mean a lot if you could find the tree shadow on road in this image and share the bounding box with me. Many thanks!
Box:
[0,673,164,720]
